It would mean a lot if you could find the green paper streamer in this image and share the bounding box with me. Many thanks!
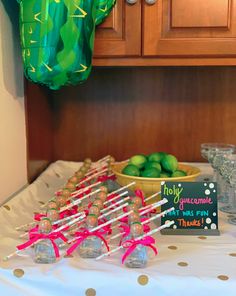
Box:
[18,0,116,90]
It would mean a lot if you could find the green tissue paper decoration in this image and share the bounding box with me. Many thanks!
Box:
[18,0,115,90]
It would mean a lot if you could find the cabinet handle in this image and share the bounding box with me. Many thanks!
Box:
[145,0,156,4]
[126,0,138,4]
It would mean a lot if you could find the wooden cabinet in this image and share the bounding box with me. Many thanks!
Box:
[94,0,236,65]
[93,0,141,57]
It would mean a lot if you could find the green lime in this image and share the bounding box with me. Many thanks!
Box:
[160,172,171,178]
[129,154,147,169]
[144,161,161,172]
[122,164,140,177]
[161,154,178,173]
[171,170,187,178]
[141,167,160,178]
[148,152,167,163]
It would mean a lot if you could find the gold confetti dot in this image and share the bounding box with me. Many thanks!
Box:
[198,236,207,240]
[64,254,74,258]
[229,253,236,257]
[13,269,24,278]
[178,262,188,267]
[38,201,45,205]
[217,275,229,281]
[85,288,96,296]
[137,274,149,286]
[168,245,178,250]
[3,205,10,211]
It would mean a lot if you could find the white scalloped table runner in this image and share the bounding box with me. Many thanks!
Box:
[0,161,236,296]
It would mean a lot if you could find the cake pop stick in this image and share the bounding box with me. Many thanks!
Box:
[69,181,102,198]
[96,155,111,164]
[104,182,135,203]
[104,190,129,205]
[59,190,129,236]
[96,220,175,261]
[139,198,168,216]
[19,210,87,239]
[109,207,175,241]
[142,207,175,224]
[64,210,133,248]
[100,196,131,213]
[110,198,167,231]
[85,164,108,177]
[15,221,37,231]
[104,190,129,206]
[145,191,161,203]
[52,211,85,225]
[139,203,152,212]
[76,168,108,186]
[98,202,130,220]
[3,214,86,261]
[59,189,101,212]
[55,165,103,195]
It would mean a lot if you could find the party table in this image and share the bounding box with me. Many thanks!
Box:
[0,161,236,296]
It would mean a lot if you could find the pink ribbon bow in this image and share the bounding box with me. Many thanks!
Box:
[143,224,151,233]
[118,224,150,245]
[66,229,110,255]
[134,189,146,207]
[100,224,112,235]
[17,231,68,258]
[76,183,86,191]
[118,224,130,246]
[28,225,39,235]
[34,213,46,221]
[60,205,78,219]
[121,236,158,264]
[118,216,128,224]
[106,193,118,201]
[97,174,116,183]
[73,188,92,199]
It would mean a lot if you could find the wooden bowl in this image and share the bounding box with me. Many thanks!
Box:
[111,161,201,197]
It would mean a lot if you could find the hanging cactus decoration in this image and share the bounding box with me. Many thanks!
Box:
[18,0,115,90]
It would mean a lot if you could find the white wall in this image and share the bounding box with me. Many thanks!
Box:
[0,1,27,203]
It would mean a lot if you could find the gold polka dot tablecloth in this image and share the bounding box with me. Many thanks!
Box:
[0,162,236,296]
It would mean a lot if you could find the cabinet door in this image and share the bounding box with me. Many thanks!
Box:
[143,0,236,57]
[93,0,141,57]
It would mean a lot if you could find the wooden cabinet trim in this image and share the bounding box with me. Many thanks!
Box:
[93,57,236,66]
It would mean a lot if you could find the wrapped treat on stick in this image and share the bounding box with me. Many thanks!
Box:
[123,222,148,268]
[96,220,175,262]
[110,207,175,241]
[74,214,109,259]
[3,214,85,261]
[33,218,59,264]
[63,210,133,249]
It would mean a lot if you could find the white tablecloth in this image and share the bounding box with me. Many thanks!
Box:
[0,161,236,296]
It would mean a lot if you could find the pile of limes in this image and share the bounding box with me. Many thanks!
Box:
[122,152,187,178]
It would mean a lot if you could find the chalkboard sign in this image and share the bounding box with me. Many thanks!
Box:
[161,182,219,235]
